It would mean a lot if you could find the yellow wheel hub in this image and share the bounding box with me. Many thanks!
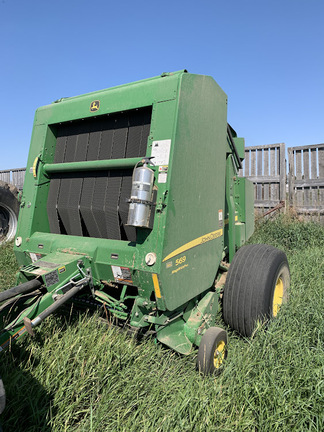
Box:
[213,340,225,369]
[273,277,284,317]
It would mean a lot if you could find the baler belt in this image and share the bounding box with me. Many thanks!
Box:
[47,107,151,241]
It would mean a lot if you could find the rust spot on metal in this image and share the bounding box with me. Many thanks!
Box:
[59,248,88,256]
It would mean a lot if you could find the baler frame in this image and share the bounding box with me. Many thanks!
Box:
[0,70,289,377]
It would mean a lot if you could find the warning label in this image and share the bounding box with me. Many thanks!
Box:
[30,253,43,263]
[218,209,223,227]
[151,139,171,166]
[111,266,133,284]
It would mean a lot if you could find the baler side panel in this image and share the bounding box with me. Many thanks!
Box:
[159,74,228,311]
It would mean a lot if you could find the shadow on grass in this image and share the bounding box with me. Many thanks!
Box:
[0,340,56,432]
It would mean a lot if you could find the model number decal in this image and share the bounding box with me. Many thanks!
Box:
[172,264,188,274]
[162,228,223,262]
[176,255,186,266]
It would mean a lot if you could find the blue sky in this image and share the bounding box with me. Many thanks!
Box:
[0,0,323,169]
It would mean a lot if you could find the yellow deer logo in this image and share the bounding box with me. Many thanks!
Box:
[90,100,100,112]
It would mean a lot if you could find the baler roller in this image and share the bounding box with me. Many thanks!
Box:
[43,157,143,175]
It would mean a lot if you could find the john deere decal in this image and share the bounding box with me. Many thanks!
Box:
[90,100,100,112]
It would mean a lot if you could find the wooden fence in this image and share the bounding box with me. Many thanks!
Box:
[240,142,324,224]
[239,143,286,211]
[0,168,26,191]
[288,144,324,224]
[1,143,324,224]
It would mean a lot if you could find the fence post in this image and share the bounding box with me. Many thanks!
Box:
[288,148,294,207]
[279,143,286,202]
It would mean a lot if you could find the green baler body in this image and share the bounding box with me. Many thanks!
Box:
[11,70,254,353]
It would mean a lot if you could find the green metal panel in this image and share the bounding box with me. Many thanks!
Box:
[244,178,255,240]
[234,177,254,242]
[233,137,245,160]
[158,73,228,311]
[34,71,182,126]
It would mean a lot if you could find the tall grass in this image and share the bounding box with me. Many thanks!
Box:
[0,215,323,431]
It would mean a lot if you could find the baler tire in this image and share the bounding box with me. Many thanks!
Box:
[222,244,290,337]
[196,327,228,375]
[0,180,19,244]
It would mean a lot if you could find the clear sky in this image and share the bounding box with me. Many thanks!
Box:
[0,0,323,170]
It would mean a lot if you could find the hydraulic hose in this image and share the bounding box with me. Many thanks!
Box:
[0,279,42,303]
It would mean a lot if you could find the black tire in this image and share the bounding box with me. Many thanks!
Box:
[0,180,19,244]
[196,327,228,375]
[223,244,290,337]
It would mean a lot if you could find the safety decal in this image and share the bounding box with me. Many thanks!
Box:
[151,139,171,166]
[218,210,223,227]
[158,173,167,184]
[158,165,168,183]
[0,326,27,351]
[111,266,133,284]
[30,252,43,263]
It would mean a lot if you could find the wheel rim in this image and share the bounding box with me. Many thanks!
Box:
[272,276,284,317]
[213,340,226,369]
[0,203,18,244]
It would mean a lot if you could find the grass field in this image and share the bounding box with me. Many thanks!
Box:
[0,215,323,431]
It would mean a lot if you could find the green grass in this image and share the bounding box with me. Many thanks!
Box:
[0,215,323,431]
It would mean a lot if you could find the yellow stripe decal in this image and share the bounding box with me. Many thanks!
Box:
[162,228,223,262]
[32,156,39,178]
[152,274,161,298]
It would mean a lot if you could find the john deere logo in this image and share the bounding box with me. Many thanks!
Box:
[90,100,100,112]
